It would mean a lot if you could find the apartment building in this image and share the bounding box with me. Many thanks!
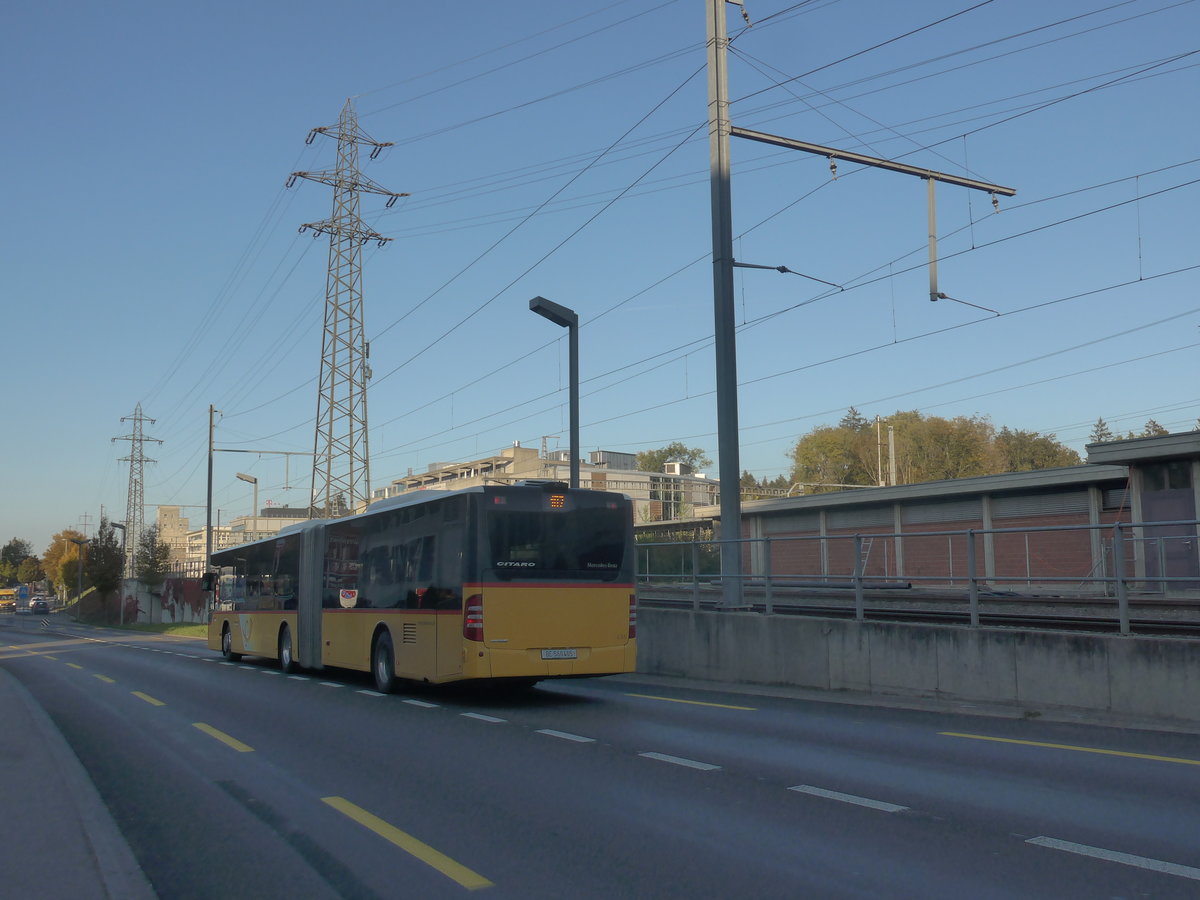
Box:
[371,444,719,523]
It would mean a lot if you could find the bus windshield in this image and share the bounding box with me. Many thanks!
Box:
[486,507,627,581]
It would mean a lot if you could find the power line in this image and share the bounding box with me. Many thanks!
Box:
[734,0,999,104]
[375,264,1199,472]
[367,64,708,383]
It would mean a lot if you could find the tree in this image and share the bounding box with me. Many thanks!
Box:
[904,414,999,482]
[1089,417,1114,443]
[86,517,125,600]
[134,526,172,592]
[788,410,1081,489]
[1,538,33,585]
[1142,419,1168,437]
[17,557,44,584]
[59,555,87,598]
[740,470,790,500]
[788,424,874,491]
[42,530,86,593]
[838,407,869,431]
[636,442,712,473]
[995,427,1081,472]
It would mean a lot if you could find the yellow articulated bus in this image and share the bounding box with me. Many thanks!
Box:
[207,481,636,691]
[0,588,16,613]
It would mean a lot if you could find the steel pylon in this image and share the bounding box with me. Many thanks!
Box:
[288,99,407,518]
[113,403,162,577]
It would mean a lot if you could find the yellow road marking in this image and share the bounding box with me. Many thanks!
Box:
[626,692,756,711]
[133,692,164,706]
[940,732,1200,767]
[93,674,115,684]
[66,663,84,670]
[193,723,254,753]
[43,655,57,660]
[322,796,493,891]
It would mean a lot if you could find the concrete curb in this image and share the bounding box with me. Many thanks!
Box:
[613,671,1200,736]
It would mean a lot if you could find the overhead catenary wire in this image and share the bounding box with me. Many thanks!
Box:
[363,168,1200,466]
[374,265,1199,476]
[204,158,1199,470]
[366,64,709,383]
[117,3,1195,513]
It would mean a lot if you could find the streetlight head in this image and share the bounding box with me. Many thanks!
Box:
[111,522,126,531]
[235,472,258,485]
[529,295,577,329]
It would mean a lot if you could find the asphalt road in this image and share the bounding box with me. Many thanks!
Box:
[3,614,1200,898]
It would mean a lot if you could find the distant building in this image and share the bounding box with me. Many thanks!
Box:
[177,506,312,577]
[155,506,191,572]
[372,444,719,524]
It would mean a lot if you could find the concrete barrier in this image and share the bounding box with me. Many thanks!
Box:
[637,608,1200,725]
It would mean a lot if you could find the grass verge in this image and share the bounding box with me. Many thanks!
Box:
[120,622,208,639]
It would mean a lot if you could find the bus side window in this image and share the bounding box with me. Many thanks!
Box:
[402,536,437,607]
[435,524,464,610]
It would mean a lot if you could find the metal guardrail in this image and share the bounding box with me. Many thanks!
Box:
[636,518,1200,635]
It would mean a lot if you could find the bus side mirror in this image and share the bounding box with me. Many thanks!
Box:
[200,573,215,592]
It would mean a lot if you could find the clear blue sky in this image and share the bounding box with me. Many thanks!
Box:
[4,0,1198,557]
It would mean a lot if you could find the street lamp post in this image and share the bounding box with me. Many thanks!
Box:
[236,473,259,539]
[111,523,127,625]
[529,296,579,489]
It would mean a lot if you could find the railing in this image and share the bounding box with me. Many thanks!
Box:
[635,517,1200,635]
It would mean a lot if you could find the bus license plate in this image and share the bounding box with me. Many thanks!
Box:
[541,648,577,660]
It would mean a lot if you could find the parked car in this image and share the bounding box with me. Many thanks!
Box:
[30,598,50,614]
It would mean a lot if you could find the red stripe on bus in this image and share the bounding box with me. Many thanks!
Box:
[213,610,297,615]
[322,608,461,615]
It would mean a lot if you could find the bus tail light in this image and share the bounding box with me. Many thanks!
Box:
[464,594,484,642]
[628,593,637,639]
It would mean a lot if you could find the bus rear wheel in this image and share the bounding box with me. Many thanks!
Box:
[221,625,241,662]
[278,625,295,674]
[373,632,396,694]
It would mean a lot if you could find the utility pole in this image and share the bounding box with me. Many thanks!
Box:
[704,0,1014,608]
[888,426,898,487]
[876,416,885,487]
[288,99,408,518]
[113,404,161,578]
[206,404,218,573]
[707,0,745,609]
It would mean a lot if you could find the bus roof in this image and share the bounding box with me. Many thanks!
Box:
[365,482,630,515]
[211,483,632,566]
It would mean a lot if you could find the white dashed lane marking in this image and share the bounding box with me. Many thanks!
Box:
[788,784,908,813]
[638,752,720,771]
[1026,837,1200,881]
[461,712,506,723]
[537,729,595,743]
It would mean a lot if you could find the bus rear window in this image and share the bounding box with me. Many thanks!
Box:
[487,508,626,580]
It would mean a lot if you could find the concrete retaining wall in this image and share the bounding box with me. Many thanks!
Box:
[637,608,1200,724]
